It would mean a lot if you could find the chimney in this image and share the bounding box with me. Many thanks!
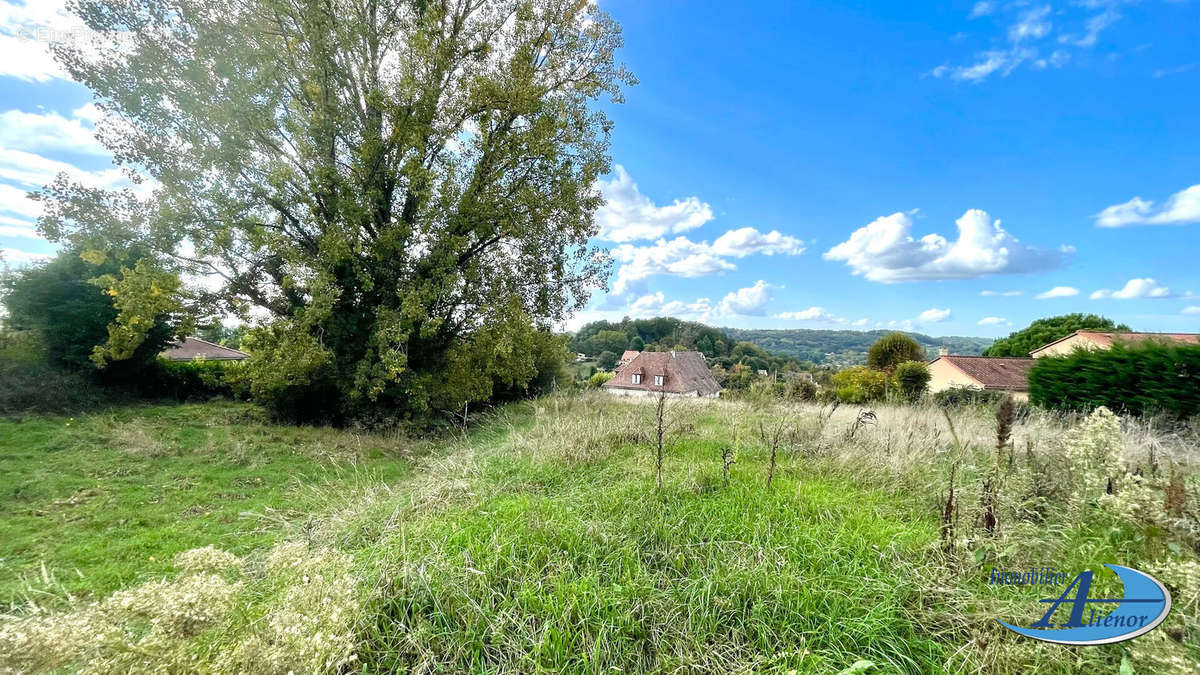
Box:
[937,347,949,357]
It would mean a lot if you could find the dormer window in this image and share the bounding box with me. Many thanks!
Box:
[632,373,642,384]
[654,375,664,386]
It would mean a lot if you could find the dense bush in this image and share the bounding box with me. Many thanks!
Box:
[1029,342,1200,417]
[892,360,931,402]
[587,371,614,388]
[153,359,249,400]
[783,376,818,401]
[933,386,1012,408]
[597,350,619,371]
[867,333,925,372]
[830,366,887,404]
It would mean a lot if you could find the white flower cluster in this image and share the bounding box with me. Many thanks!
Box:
[1061,406,1123,505]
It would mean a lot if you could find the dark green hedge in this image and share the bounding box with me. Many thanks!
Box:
[152,359,249,400]
[1028,343,1200,417]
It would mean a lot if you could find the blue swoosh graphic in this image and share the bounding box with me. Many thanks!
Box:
[996,564,1172,645]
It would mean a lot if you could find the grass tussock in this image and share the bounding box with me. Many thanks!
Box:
[1,393,1198,673]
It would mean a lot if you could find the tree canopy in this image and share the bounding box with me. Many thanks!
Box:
[982,314,1130,357]
[39,0,633,423]
[866,332,925,372]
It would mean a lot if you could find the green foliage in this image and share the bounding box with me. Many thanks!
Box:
[1,248,176,372]
[892,360,931,402]
[41,0,633,424]
[628,335,645,351]
[784,376,818,402]
[933,386,1011,408]
[154,360,249,400]
[867,332,925,372]
[830,366,888,404]
[1029,343,1200,417]
[983,314,1130,357]
[587,370,614,388]
[597,350,619,371]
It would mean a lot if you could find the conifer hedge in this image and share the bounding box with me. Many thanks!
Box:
[1028,343,1200,417]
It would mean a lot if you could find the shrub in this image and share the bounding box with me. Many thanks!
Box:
[1029,342,1200,417]
[784,376,818,401]
[933,386,1010,408]
[587,371,614,388]
[867,332,925,372]
[152,359,249,400]
[830,366,887,404]
[597,350,619,371]
[892,360,931,402]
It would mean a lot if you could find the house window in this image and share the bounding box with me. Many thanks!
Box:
[632,373,642,384]
[654,375,664,386]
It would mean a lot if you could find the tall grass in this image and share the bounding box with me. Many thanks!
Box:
[1,393,1197,673]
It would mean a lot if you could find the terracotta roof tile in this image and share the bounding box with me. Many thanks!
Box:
[939,355,1034,391]
[603,350,721,395]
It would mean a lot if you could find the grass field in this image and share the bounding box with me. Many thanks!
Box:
[1,394,1197,673]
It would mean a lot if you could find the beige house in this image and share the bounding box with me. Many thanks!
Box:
[1029,330,1200,358]
[927,351,1035,401]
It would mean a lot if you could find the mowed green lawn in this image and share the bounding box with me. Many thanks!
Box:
[0,402,419,606]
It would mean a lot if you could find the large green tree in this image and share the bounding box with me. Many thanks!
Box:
[39,0,632,422]
[866,332,925,372]
[983,314,1130,357]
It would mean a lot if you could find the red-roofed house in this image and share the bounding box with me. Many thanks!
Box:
[927,352,1035,401]
[603,350,721,398]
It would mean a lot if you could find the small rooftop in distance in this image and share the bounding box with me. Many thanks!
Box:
[161,337,249,361]
[935,354,1035,391]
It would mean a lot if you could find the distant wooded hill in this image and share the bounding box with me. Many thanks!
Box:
[722,328,993,366]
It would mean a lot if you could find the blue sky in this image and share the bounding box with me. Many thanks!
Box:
[1,0,1198,337]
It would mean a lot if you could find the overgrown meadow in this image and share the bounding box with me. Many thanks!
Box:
[1,394,1198,673]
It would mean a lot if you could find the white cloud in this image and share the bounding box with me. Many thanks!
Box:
[628,292,714,320]
[0,0,92,83]
[933,46,1037,82]
[1009,6,1052,43]
[1183,306,1200,315]
[1090,278,1171,300]
[969,2,995,19]
[1061,9,1121,48]
[0,107,107,156]
[595,165,712,242]
[0,183,41,219]
[1094,184,1200,227]
[0,214,40,238]
[1,247,52,266]
[917,308,951,323]
[777,306,838,322]
[824,209,1065,282]
[718,280,772,317]
[1036,286,1080,299]
[710,227,805,258]
[977,316,1010,326]
[609,236,735,295]
[980,289,1022,296]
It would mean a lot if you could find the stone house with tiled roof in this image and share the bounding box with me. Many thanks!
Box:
[603,350,721,398]
[1028,330,1200,358]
